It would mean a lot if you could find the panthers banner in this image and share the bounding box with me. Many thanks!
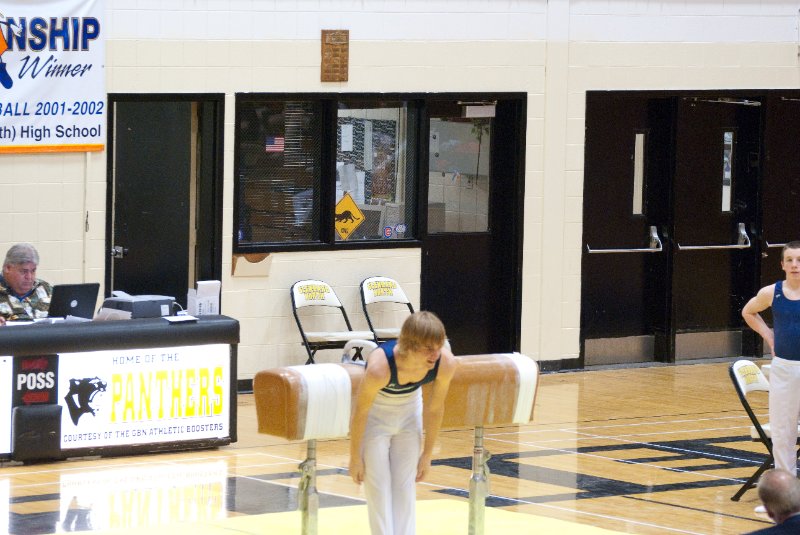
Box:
[58,344,230,449]
[0,0,105,153]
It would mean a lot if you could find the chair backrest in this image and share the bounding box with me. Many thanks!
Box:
[730,359,770,397]
[361,276,412,306]
[360,277,415,341]
[292,280,344,309]
[729,359,770,443]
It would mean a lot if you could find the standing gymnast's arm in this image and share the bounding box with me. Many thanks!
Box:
[742,284,776,357]
[417,348,457,482]
[349,348,390,485]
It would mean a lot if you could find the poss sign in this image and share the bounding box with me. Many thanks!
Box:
[13,354,57,406]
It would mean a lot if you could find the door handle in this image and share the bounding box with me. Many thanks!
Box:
[676,222,751,251]
[586,225,663,254]
[765,241,787,248]
[110,245,129,259]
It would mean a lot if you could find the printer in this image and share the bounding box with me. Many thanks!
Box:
[101,291,175,319]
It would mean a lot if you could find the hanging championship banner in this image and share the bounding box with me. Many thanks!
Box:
[0,0,105,153]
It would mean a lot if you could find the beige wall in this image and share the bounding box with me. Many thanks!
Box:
[4,1,800,378]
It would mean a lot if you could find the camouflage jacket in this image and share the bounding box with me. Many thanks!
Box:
[0,277,53,321]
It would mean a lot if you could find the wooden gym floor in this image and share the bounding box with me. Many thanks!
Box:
[0,359,780,534]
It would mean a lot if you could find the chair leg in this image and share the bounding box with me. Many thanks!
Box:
[305,348,316,365]
[731,457,773,502]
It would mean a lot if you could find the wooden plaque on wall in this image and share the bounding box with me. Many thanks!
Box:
[321,30,349,82]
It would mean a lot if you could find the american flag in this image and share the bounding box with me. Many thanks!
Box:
[265,136,285,153]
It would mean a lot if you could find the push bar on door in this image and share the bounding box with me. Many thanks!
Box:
[585,226,663,254]
[676,223,751,251]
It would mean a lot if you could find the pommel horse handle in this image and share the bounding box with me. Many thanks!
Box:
[253,353,538,535]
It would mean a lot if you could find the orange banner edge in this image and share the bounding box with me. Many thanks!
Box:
[0,144,105,154]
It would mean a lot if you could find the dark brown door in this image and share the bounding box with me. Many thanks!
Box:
[582,92,764,365]
[581,94,673,365]
[107,97,224,307]
[670,97,761,359]
[421,98,525,355]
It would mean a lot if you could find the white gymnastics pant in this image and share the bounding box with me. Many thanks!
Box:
[768,357,800,476]
[362,389,422,535]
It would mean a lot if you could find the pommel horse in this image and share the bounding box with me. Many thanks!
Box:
[253,352,538,535]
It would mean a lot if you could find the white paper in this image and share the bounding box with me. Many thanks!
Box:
[164,315,197,323]
[187,280,220,316]
[94,307,132,321]
[341,124,353,152]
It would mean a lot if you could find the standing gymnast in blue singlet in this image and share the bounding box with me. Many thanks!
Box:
[349,311,457,535]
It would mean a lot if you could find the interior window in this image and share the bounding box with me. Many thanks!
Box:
[428,117,491,233]
[236,100,322,245]
[335,102,417,241]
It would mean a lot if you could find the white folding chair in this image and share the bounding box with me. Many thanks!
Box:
[360,276,415,343]
[729,359,800,501]
[290,280,374,364]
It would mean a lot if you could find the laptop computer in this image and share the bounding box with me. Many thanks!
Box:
[48,283,100,320]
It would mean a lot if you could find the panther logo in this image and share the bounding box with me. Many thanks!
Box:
[335,210,360,223]
[64,377,107,425]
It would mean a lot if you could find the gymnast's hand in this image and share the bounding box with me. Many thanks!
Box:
[416,452,432,482]
[349,455,365,484]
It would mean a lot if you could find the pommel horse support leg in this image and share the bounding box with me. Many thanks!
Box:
[253,363,362,535]
[253,353,538,535]
[439,353,539,535]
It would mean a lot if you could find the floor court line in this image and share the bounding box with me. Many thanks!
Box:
[623,495,770,525]
[484,436,750,484]
[507,413,761,436]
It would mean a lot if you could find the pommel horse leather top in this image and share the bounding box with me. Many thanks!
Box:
[253,353,539,442]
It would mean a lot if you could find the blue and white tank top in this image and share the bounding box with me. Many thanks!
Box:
[379,339,440,395]
[773,280,800,361]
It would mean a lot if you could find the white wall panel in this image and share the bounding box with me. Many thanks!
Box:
[9,0,800,374]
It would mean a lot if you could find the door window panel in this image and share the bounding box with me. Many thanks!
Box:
[632,132,645,215]
[722,130,733,212]
[428,118,491,233]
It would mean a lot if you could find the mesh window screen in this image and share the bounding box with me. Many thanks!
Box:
[237,101,322,244]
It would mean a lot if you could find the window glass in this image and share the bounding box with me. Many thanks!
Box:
[428,117,491,233]
[236,100,321,245]
[722,130,733,212]
[335,102,417,241]
[632,132,645,215]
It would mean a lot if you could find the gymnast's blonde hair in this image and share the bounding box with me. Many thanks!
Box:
[396,311,446,354]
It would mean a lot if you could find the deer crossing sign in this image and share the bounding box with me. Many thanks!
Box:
[334,192,365,240]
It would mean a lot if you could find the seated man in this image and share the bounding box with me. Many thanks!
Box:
[747,469,800,534]
[0,243,53,324]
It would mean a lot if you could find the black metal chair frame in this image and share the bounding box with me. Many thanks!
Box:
[291,280,371,365]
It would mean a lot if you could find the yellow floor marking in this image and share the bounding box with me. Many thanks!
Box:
[87,499,626,534]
